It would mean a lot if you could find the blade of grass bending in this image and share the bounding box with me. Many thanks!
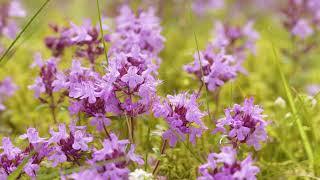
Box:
[0,0,51,63]
[8,150,35,180]
[187,5,212,121]
[96,0,108,65]
[270,41,314,170]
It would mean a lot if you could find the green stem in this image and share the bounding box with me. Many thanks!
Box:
[96,0,108,65]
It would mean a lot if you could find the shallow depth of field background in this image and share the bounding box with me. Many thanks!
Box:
[1,0,320,179]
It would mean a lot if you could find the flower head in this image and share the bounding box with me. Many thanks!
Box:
[198,146,260,180]
[153,93,207,147]
[213,98,269,150]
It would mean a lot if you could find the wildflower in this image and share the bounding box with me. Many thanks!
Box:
[45,20,104,65]
[274,97,286,108]
[70,133,143,179]
[29,54,59,98]
[212,21,259,60]
[198,146,260,180]
[213,98,269,150]
[291,19,313,39]
[0,0,26,39]
[47,123,93,166]
[192,0,224,16]
[121,66,144,89]
[0,77,18,111]
[110,5,165,62]
[129,169,154,180]
[184,43,241,91]
[153,93,207,147]
[306,84,320,96]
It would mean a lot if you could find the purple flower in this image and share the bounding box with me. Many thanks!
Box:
[306,84,320,96]
[213,98,269,150]
[0,137,21,160]
[90,114,111,132]
[291,19,313,39]
[192,0,224,16]
[48,146,67,167]
[72,130,93,151]
[68,21,93,43]
[198,146,260,180]
[121,66,144,89]
[69,169,103,180]
[153,93,207,147]
[184,44,241,91]
[20,128,45,144]
[0,77,17,111]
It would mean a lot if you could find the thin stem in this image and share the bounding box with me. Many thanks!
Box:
[152,140,168,175]
[187,4,212,121]
[50,95,57,124]
[103,122,111,140]
[96,0,108,65]
[0,0,51,63]
[130,116,135,144]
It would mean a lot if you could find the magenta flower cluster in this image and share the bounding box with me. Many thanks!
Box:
[184,43,241,91]
[213,98,268,150]
[198,146,260,180]
[0,122,143,179]
[152,93,207,147]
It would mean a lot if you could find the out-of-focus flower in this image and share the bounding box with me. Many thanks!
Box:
[184,43,241,91]
[129,169,153,180]
[212,21,259,60]
[198,146,260,180]
[0,77,18,111]
[192,0,224,16]
[291,19,313,39]
[213,98,269,150]
[153,93,207,147]
[274,97,286,108]
[306,84,320,96]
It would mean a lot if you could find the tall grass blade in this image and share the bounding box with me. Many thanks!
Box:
[96,0,108,65]
[0,0,51,63]
[270,41,314,171]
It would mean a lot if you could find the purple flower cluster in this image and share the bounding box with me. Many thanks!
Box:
[152,93,207,147]
[192,0,224,16]
[213,98,268,150]
[69,133,144,179]
[44,20,105,65]
[184,43,242,91]
[212,21,259,61]
[0,128,50,179]
[0,0,26,39]
[47,123,93,167]
[0,77,17,111]
[198,146,260,180]
[282,0,320,39]
[29,53,59,98]
[109,5,165,63]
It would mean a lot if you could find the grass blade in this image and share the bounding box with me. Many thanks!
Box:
[0,0,51,63]
[96,0,108,65]
[270,40,314,171]
[187,4,212,121]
